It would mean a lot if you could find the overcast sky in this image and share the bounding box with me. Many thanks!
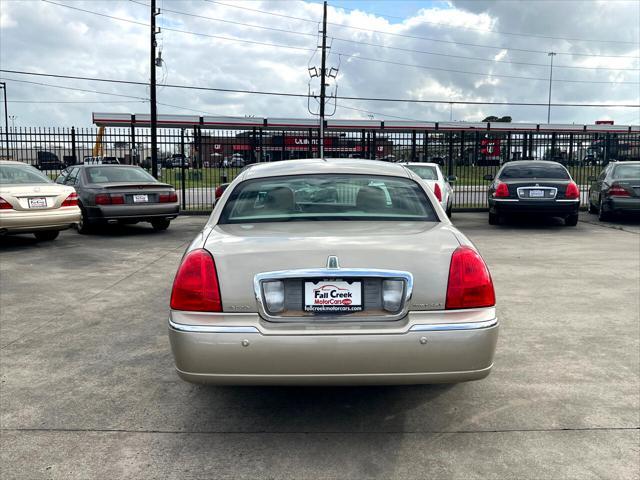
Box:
[1,0,639,127]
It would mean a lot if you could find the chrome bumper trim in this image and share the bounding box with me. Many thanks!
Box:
[169,318,498,334]
[168,319,260,333]
[409,318,498,331]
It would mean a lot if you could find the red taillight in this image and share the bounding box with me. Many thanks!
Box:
[446,246,495,310]
[608,185,630,197]
[433,183,442,202]
[61,192,78,207]
[214,185,225,200]
[170,249,222,312]
[494,182,510,198]
[0,196,13,210]
[159,192,178,203]
[110,194,125,205]
[95,193,111,205]
[565,182,580,199]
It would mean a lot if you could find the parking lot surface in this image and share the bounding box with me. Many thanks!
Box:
[1,213,638,479]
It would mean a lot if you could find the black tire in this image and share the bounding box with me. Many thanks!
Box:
[151,218,171,231]
[598,197,611,222]
[565,214,579,226]
[446,204,453,219]
[76,207,93,234]
[488,212,499,225]
[34,230,60,241]
[587,195,597,214]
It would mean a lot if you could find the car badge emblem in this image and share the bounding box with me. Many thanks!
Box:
[326,255,340,269]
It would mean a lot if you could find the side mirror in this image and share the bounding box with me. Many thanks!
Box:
[483,174,494,181]
[447,175,457,183]
[587,176,596,182]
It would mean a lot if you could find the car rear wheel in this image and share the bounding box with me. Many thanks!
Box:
[76,207,93,234]
[598,197,611,222]
[565,214,579,226]
[587,196,597,214]
[34,230,59,241]
[488,212,499,225]
[151,219,171,231]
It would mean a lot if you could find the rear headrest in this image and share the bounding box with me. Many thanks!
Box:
[265,186,295,211]
[356,186,387,212]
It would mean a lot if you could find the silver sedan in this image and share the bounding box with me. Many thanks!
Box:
[168,159,498,385]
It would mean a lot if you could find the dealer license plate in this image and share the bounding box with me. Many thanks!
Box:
[529,189,545,198]
[304,280,363,313]
[28,197,47,208]
[133,194,148,203]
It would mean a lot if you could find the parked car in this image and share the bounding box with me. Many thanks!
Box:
[484,160,580,226]
[169,158,498,385]
[587,161,640,221]
[402,162,456,217]
[222,154,247,168]
[55,164,179,233]
[0,160,80,240]
[36,151,65,171]
[82,156,120,165]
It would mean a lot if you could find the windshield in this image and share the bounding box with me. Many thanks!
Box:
[613,164,640,179]
[219,174,437,224]
[86,166,156,183]
[406,165,438,180]
[499,163,569,180]
[0,164,53,185]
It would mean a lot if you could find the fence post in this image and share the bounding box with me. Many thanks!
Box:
[71,126,76,165]
[372,131,377,160]
[281,131,286,160]
[258,128,263,162]
[180,128,186,210]
[447,132,454,176]
[360,129,365,159]
[423,131,428,161]
[472,131,478,166]
[551,132,557,159]
[506,132,511,162]
[604,133,610,164]
[308,128,313,157]
[411,130,416,162]
[568,133,573,165]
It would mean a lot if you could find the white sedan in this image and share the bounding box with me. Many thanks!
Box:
[0,161,81,240]
[402,162,455,217]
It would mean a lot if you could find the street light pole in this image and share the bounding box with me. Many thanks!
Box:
[0,82,9,156]
[547,52,556,124]
[150,0,159,178]
[319,1,327,159]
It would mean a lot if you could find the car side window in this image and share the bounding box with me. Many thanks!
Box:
[65,168,79,185]
[598,168,607,182]
[55,169,69,184]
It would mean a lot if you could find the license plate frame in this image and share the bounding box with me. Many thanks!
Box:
[133,194,149,203]
[28,197,47,208]
[304,280,363,313]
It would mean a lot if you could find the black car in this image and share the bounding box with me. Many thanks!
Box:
[484,160,580,226]
[55,164,179,233]
[587,161,640,221]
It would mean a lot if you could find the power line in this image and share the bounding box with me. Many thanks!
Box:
[149,0,637,72]
[8,100,143,104]
[326,1,638,45]
[207,0,640,59]
[2,69,639,108]
[40,1,640,84]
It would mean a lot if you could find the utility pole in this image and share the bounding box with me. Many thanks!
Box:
[150,0,159,178]
[319,1,327,159]
[0,82,9,157]
[547,52,556,124]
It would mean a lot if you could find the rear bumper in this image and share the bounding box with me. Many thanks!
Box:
[86,203,179,222]
[604,197,640,214]
[168,310,499,385]
[489,198,579,216]
[0,207,81,233]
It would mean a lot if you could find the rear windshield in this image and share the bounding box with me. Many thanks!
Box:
[86,166,156,183]
[0,164,52,185]
[499,163,569,180]
[219,174,438,224]
[406,165,438,180]
[612,164,640,179]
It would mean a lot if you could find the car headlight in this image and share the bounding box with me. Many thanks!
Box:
[382,279,404,312]
[263,280,285,313]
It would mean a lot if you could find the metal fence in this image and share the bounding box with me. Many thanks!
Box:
[1,124,639,213]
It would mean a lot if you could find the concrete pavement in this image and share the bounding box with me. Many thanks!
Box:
[1,214,638,479]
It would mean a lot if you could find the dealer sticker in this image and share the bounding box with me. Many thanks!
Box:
[304,280,363,313]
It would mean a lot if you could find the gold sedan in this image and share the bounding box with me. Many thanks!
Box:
[0,160,81,241]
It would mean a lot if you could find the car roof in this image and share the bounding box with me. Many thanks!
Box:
[0,160,30,166]
[401,162,441,168]
[74,164,137,168]
[240,158,411,180]
[502,160,565,168]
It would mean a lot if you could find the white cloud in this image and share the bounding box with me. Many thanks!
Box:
[0,0,638,126]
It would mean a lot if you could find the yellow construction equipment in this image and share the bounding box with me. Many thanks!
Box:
[92,126,105,157]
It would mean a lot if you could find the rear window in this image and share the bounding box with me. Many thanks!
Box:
[612,164,640,179]
[406,165,438,180]
[499,163,569,180]
[86,166,156,183]
[0,164,52,185]
[219,174,437,224]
